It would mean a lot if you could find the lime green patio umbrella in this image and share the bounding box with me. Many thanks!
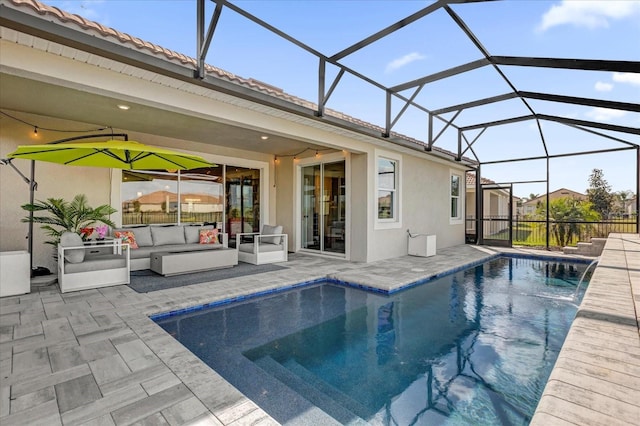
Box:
[4,133,215,275]
[8,137,213,170]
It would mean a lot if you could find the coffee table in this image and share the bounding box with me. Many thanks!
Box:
[150,248,238,276]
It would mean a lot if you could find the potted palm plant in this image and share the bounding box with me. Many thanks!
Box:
[22,194,117,247]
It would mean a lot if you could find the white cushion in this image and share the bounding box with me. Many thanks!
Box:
[131,226,153,247]
[261,224,283,244]
[59,232,85,264]
[239,243,284,254]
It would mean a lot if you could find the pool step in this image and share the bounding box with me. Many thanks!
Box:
[281,358,373,421]
[254,356,369,425]
[563,237,606,256]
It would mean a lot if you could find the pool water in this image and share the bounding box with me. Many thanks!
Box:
[155,256,591,425]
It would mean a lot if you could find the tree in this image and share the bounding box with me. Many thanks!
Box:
[537,197,600,247]
[587,169,614,218]
[613,190,634,216]
[528,193,540,201]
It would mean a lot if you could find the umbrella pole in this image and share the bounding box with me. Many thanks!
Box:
[0,158,37,276]
[28,160,35,276]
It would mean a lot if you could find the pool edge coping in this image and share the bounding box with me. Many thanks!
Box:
[530,233,640,425]
[150,251,593,323]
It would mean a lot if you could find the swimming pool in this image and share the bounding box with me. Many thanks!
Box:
[154,256,592,425]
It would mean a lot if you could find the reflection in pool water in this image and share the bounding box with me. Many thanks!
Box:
[155,256,591,425]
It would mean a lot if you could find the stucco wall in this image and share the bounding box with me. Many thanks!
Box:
[366,152,466,262]
[275,156,295,248]
[349,153,368,262]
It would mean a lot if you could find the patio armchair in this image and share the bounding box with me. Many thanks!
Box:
[58,231,130,293]
[236,225,288,265]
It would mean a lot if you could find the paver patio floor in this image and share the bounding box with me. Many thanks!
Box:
[1,239,638,425]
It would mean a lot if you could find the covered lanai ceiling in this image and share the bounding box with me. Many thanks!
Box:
[1,0,639,192]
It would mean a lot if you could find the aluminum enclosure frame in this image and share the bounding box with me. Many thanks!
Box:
[1,0,638,247]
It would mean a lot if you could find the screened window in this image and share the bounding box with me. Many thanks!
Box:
[450,173,461,222]
[378,158,397,220]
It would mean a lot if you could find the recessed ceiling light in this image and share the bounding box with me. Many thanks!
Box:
[117,104,130,110]
[260,135,269,140]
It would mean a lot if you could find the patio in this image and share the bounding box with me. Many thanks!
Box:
[1,236,638,425]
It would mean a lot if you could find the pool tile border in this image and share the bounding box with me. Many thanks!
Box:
[151,251,593,320]
[150,278,327,321]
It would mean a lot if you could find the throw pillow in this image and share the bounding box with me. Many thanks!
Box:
[112,226,152,247]
[114,230,139,249]
[199,229,219,244]
[185,225,213,244]
[59,231,85,263]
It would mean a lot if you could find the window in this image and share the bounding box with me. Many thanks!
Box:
[450,172,462,223]
[375,150,401,229]
[378,157,396,220]
[121,166,224,226]
[121,170,180,225]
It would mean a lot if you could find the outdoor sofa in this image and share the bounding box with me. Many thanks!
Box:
[57,225,235,292]
[111,224,230,271]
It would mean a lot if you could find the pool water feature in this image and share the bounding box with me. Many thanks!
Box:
[154,256,592,425]
[573,256,599,301]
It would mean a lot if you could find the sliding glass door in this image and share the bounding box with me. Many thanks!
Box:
[226,166,260,245]
[301,161,345,255]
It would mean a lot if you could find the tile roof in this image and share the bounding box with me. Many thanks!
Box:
[6,0,473,164]
[466,173,495,186]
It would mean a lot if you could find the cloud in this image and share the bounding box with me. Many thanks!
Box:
[585,107,628,121]
[537,1,640,31]
[594,81,613,92]
[385,52,426,73]
[613,72,640,87]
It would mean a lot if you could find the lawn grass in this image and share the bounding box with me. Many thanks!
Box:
[491,219,638,248]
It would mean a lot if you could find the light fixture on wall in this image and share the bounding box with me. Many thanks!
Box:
[261,135,269,140]
[117,104,130,110]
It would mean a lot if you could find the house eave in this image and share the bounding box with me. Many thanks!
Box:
[0,1,476,167]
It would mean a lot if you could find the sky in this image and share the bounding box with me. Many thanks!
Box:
[42,0,640,198]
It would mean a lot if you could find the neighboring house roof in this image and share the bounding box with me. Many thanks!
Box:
[126,191,221,204]
[466,173,496,186]
[523,188,586,206]
[5,0,473,164]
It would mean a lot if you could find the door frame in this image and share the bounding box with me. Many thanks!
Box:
[480,183,513,247]
[295,152,350,259]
